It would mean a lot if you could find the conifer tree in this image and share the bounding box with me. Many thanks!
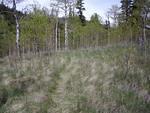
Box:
[120,0,133,22]
[76,0,86,25]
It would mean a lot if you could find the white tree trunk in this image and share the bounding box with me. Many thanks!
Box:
[64,0,68,50]
[15,14,20,55]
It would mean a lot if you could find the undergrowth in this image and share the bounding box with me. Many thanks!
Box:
[0,43,149,113]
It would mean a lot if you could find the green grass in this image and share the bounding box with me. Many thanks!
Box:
[0,43,149,113]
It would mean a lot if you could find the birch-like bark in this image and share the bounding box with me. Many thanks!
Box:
[12,0,21,56]
[14,14,20,56]
[55,9,59,51]
[64,0,68,50]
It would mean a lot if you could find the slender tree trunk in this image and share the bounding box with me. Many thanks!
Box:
[143,18,147,61]
[107,29,110,45]
[64,0,68,50]
[130,24,133,46]
[22,42,25,58]
[55,8,59,52]
[58,28,61,50]
[55,20,58,51]
[14,14,20,56]
[143,20,146,43]
[12,0,20,56]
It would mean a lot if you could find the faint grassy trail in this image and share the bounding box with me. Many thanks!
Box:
[0,45,150,113]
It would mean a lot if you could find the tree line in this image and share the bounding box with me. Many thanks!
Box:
[0,0,149,57]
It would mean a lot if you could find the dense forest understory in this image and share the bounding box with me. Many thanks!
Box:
[0,43,150,113]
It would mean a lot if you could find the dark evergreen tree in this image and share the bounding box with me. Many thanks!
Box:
[120,0,133,22]
[76,0,86,25]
